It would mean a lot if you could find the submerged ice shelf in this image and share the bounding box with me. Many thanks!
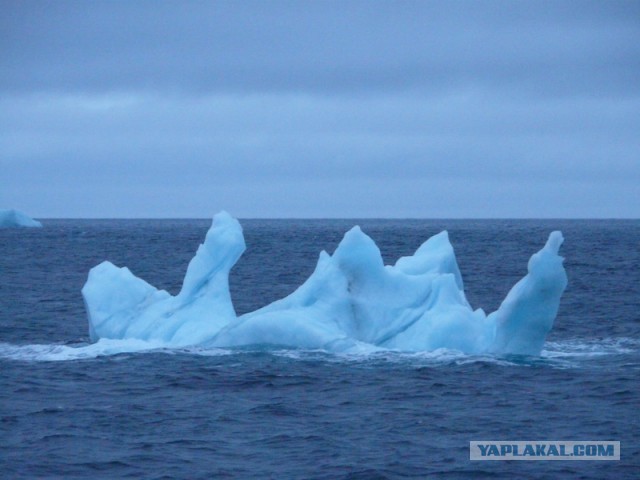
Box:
[83,212,568,355]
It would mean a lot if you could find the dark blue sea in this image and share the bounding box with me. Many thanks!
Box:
[1,219,639,479]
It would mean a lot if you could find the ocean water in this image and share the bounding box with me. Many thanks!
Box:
[1,219,638,479]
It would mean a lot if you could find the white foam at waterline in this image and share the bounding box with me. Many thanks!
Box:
[176,345,233,357]
[1,339,635,367]
[0,339,167,362]
[542,337,639,358]
[273,347,521,368]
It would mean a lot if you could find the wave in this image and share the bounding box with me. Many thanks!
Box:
[542,337,640,358]
[2,337,637,366]
[0,339,174,362]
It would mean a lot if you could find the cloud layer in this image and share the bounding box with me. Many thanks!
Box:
[1,0,639,217]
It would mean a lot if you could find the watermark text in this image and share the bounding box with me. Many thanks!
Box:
[470,441,620,460]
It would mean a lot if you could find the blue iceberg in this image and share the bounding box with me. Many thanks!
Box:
[83,212,567,355]
[0,209,42,228]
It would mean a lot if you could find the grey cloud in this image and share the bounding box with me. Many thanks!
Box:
[1,0,639,97]
[1,1,639,217]
[2,92,638,183]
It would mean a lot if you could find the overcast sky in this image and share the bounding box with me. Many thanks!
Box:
[1,0,639,218]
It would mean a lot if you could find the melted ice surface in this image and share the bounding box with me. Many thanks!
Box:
[82,212,567,355]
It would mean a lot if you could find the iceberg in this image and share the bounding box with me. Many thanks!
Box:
[82,212,568,355]
[84,212,244,346]
[0,209,42,228]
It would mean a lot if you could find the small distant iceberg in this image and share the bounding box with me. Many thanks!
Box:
[0,209,42,228]
[83,212,568,356]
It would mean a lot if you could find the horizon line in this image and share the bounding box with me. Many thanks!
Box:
[29,216,640,221]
